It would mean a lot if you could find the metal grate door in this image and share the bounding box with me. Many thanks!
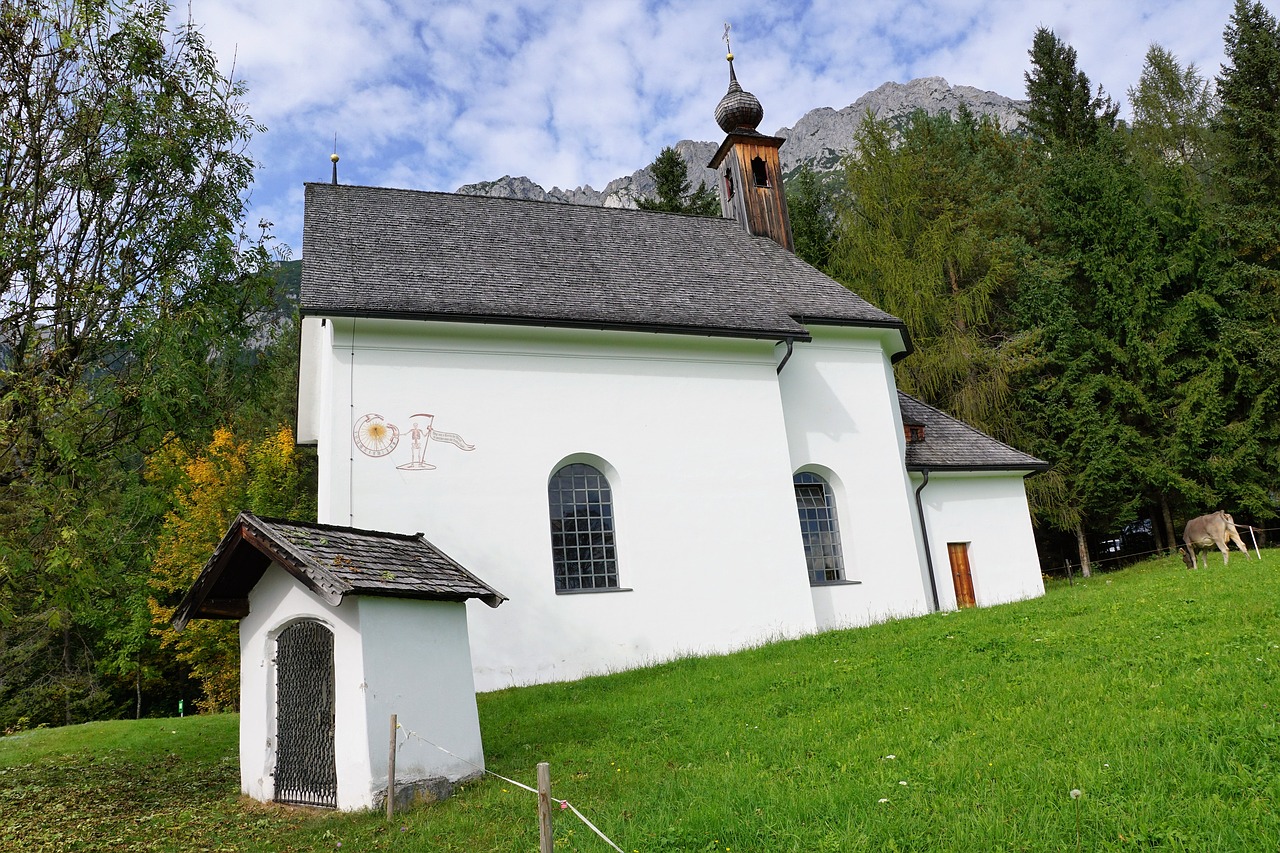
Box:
[274,620,338,808]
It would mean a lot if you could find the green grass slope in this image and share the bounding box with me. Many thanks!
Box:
[3,552,1278,851]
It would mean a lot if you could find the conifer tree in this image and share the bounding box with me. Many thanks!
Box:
[1215,0,1280,262]
[638,147,720,216]
[786,165,835,269]
[1014,130,1167,574]
[1125,47,1229,548]
[1023,27,1119,148]
[1204,0,1280,523]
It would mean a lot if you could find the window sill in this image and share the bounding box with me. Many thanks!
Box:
[555,587,634,596]
[810,579,862,588]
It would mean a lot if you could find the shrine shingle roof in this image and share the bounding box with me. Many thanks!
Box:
[173,513,506,630]
[301,183,909,347]
[899,392,1048,473]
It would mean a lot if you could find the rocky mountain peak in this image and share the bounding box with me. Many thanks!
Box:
[456,77,1026,206]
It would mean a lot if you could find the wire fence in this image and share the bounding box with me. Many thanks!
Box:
[1055,524,1277,576]
[395,721,627,853]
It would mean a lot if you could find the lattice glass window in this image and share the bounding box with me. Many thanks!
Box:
[549,463,619,592]
[794,472,845,584]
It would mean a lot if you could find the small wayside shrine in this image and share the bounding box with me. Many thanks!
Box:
[173,512,506,811]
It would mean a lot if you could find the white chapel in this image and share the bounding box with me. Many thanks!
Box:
[292,55,1048,692]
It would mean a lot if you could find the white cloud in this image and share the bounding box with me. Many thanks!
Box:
[179,0,1277,253]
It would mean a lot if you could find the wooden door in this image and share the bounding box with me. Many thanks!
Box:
[947,543,976,609]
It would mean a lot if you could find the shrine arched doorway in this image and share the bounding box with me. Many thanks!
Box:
[273,619,337,808]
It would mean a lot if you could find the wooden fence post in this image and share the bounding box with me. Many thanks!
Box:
[537,761,553,853]
[387,714,397,822]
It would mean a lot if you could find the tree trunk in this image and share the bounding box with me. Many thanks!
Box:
[1075,522,1092,577]
[1161,495,1177,555]
[1151,509,1166,553]
[63,623,72,728]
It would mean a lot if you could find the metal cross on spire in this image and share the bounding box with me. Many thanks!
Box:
[722,21,732,58]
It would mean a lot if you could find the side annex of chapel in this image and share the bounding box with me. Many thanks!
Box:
[294,53,1047,691]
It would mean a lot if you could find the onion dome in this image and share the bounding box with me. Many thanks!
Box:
[714,52,764,133]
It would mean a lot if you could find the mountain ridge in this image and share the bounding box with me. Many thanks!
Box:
[456,76,1026,206]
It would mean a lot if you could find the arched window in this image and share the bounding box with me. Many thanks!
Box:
[548,463,619,592]
[794,472,844,584]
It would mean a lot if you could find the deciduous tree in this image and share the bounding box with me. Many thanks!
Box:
[0,0,280,728]
[0,0,278,482]
[148,426,314,711]
[1128,45,1217,178]
[827,109,1039,438]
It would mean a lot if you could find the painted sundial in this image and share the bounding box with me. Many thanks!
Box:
[352,411,474,470]
[352,413,400,457]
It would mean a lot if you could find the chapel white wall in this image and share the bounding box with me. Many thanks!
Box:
[777,328,933,629]
[912,472,1045,609]
[296,316,329,445]
[312,319,819,691]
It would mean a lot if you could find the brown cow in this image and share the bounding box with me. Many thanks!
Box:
[1180,511,1250,569]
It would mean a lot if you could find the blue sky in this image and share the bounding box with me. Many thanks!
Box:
[184,0,1272,255]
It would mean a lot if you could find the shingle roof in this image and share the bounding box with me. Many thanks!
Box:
[301,183,908,345]
[172,513,506,630]
[898,392,1048,473]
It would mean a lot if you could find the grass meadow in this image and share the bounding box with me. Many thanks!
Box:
[3,550,1279,851]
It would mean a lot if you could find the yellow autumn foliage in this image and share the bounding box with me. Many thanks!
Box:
[148,425,314,712]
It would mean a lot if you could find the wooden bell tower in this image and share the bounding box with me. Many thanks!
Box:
[708,28,794,252]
